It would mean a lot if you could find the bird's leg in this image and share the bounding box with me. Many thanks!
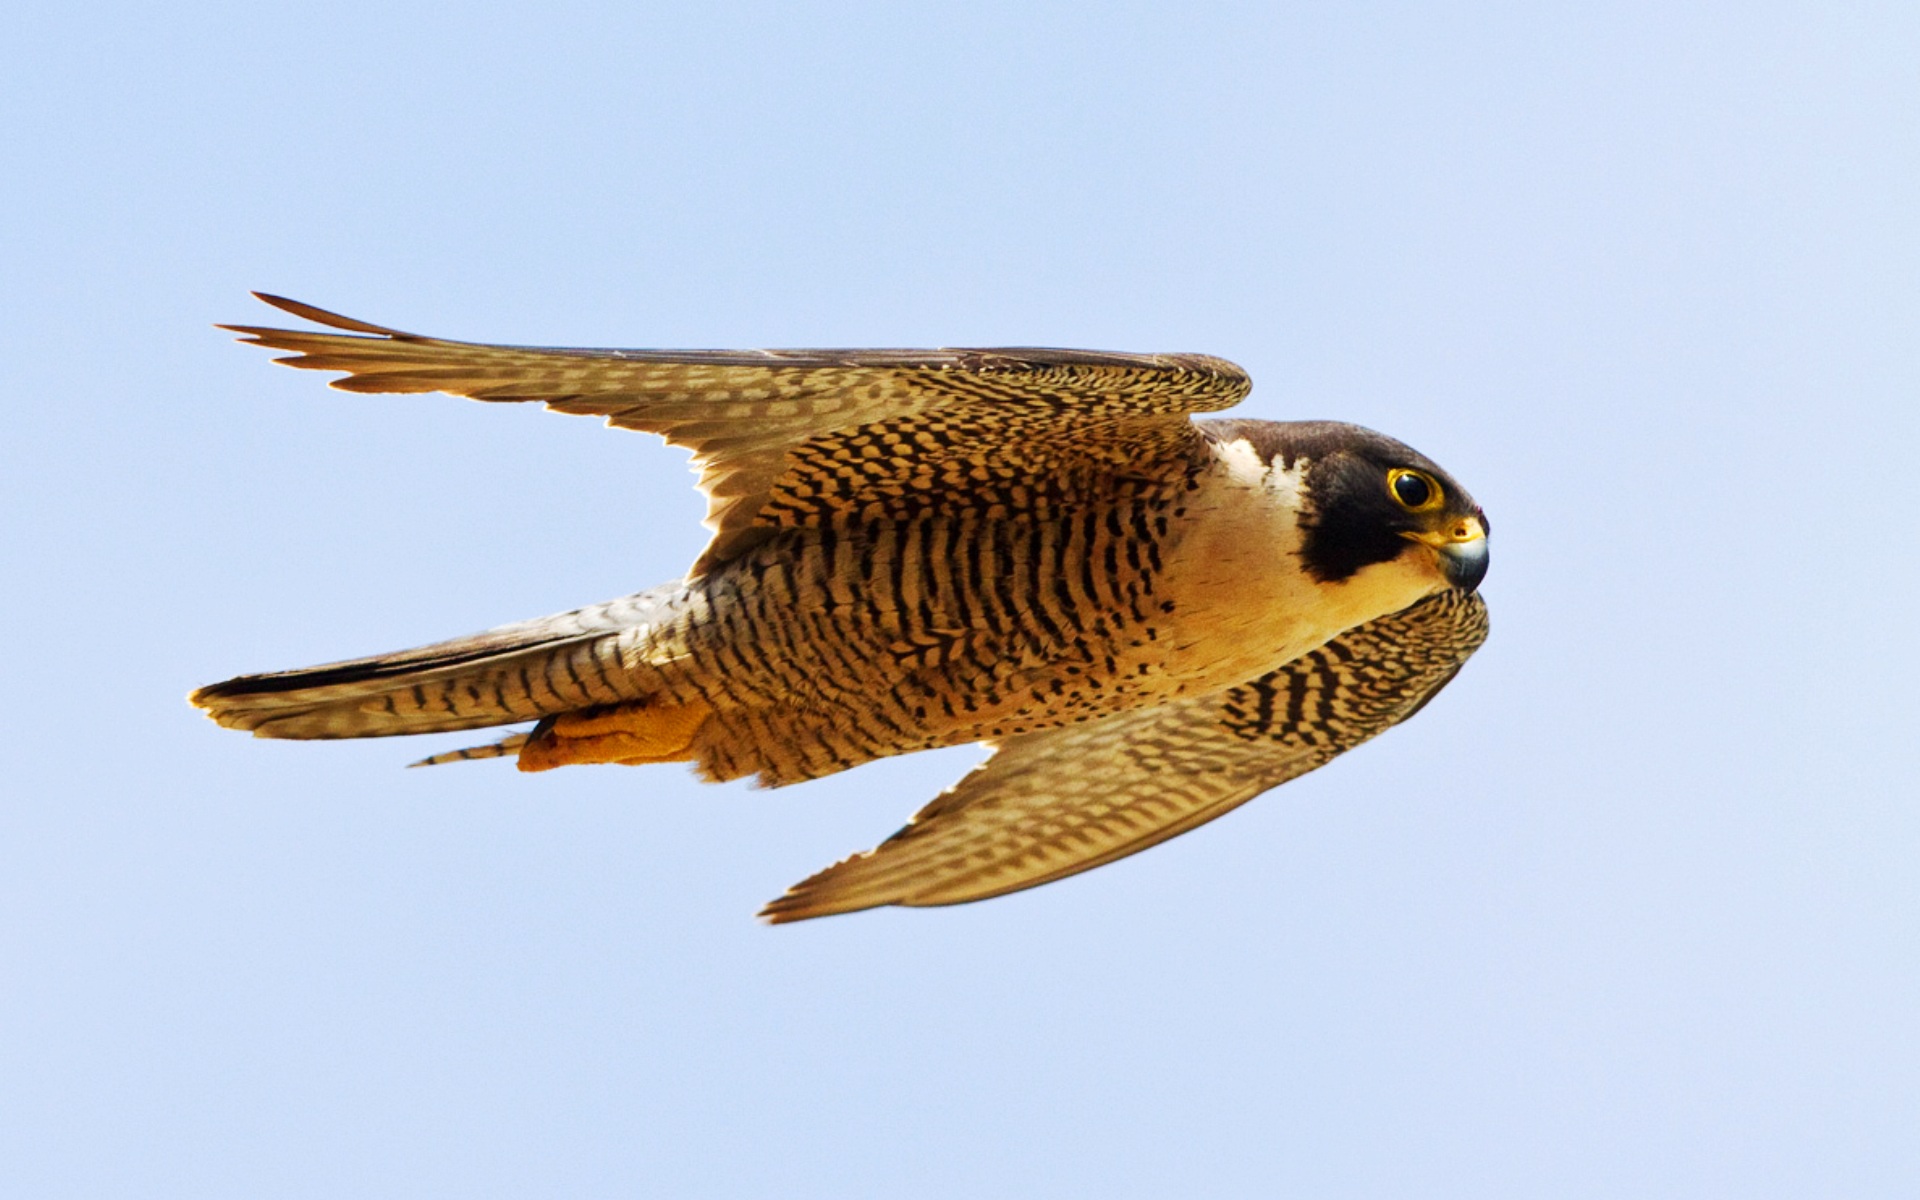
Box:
[516,697,710,772]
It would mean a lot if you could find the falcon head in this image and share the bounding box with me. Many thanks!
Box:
[1282,421,1489,593]
[1200,419,1489,595]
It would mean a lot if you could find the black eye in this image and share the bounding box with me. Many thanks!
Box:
[1390,469,1438,510]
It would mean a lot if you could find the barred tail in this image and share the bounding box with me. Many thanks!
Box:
[408,733,531,767]
[190,585,682,740]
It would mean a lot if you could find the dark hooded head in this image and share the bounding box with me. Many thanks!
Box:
[1202,419,1489,592]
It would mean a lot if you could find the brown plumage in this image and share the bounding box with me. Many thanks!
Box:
[192,294,1491,921]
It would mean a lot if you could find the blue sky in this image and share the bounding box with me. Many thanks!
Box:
[4,3,1916,1196]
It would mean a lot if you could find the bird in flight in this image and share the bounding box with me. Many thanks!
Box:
[193,295,1490,922]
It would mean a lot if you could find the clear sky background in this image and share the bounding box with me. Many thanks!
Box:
[4,3,1915,1197]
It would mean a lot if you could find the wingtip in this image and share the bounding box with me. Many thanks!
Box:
[238,292,413,337]
[756,891,810,924]
[756,882,897,925]
[756,892,837,925]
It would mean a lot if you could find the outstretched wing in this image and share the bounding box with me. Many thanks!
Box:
[225,295,1252,575]
[760,590,1489,923]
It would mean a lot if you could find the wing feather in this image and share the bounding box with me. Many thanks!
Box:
[760,590,1489,922]
[224,294,1253,574]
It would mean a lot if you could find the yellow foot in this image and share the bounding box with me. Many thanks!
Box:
[516,697,711,772]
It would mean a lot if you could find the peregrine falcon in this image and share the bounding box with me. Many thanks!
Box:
[192,295,1490,922]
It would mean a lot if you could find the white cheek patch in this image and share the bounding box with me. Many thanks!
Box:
[1214,437,1271,488]
[1262,456,1308,508]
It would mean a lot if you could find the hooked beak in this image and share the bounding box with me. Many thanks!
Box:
[1403,515,1489,592]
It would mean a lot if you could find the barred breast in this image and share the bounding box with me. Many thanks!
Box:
[628,445,1417,786]
[628,497,1169,783]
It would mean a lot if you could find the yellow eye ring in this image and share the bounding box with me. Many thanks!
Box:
[1388,468,1445,512]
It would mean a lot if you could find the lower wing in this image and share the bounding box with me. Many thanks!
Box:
[760,589,1489,922]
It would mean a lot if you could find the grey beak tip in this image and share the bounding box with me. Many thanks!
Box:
[1443,540,1489,592]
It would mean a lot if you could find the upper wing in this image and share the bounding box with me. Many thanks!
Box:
[225,295,1252,575]
[760,589,1489,923]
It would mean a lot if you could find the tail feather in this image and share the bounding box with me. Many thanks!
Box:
[191,585,682,740]
[408,733,533,767]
